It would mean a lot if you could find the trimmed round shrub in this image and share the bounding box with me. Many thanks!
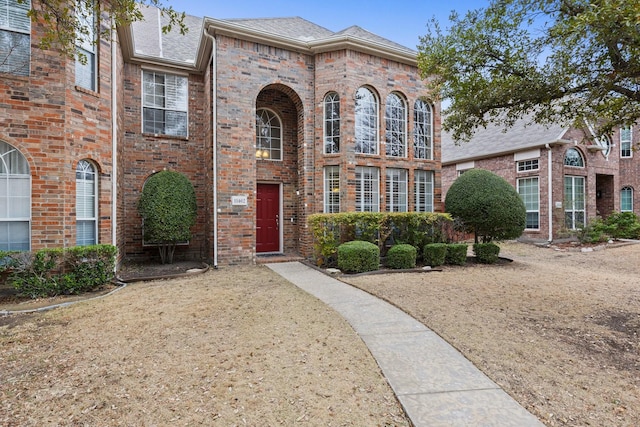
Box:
[337,241,380,273]
[423,243,447,267]
[445,243,468,266]
[386,244,417,269]
[473,242,501,264]
[445,169,526,243]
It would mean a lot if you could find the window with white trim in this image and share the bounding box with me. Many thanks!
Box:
[323,166,340,213]
[385,93,406,157]
[355,87,378,155]
[517,159,539,172]
[355,166,379,212]
[564,148,584,167]
[518,177,539,229]
[564,175,585,229]
[385,168,407,212]
[142,70,188,137]
[413,100,432,160]
[621,186,633,212]
[621,126,632,158]
[255,108,282,161]
[76,160,97,246]
[0,0,30,76]
[323,92,340,154]
[0,141,30,250]
[75,1,97,91]
[414,170,434,212]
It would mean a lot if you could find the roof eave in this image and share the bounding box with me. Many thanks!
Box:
[442,138,573,166]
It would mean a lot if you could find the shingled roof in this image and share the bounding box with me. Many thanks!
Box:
[442,117,570,165]
[125,8,417,70]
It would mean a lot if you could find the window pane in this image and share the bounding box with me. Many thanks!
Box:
[142,71,188,137]
[355,166,379,212]
[385,94,406,157]
[255,109,282,161]
[324,166,340,213]
[414,170,434,212]
[76,220,96,246]
[518,177,539,229]
[385,168,407,212]
[413,100,432,160]
[324,93,340,154]
[75,48,96,90]
[621,187,633,212]
[0,221,29,251]
[355,88,378,154]
[0,30,29,76]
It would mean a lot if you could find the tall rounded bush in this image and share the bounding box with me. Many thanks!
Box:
[445,169,526,244]
[386,244,417,269]
[337,241,380,273]
[138,170,197,264]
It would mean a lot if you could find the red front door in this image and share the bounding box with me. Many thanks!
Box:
[256,184,280,253]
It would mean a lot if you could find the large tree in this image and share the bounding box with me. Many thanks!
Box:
[21,0,186,59]
[418,0,640,142]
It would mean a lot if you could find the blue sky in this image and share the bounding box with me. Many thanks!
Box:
[164,0,490,50]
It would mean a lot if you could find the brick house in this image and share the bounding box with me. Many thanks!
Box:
[442,117,638,242]
[1,2,441,266]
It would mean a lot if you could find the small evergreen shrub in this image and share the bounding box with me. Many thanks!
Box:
[8,245,117,298]
[604,212,640,239]
[473,242,501,264]
[423,243,447,267]
[337,240,380,273]
[445,243,468,266]
[386,244,417,269]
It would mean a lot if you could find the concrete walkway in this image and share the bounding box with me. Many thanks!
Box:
[267,262,544,427]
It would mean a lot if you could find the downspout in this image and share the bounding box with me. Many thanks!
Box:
[111,24,118,250]
[545,143,553,242]
[203,29,218,268]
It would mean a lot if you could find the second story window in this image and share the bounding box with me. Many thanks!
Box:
[385,93,406,157]
[413,99,433,160]
[0,0,31,77]
[324,92,340,154]
[355,87,378,155]
[75,0,97,91]
[621,126,632,158]
[255,108,282,161]
[142,70,188,137]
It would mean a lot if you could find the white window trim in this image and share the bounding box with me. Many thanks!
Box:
[355,87,379,155]
[355,166,380,212]
[0,141,31,251]
[141,69,189,138]
[323,92,340,154]
[385,93,407,158]
[385,168,408,212]
[76,160,98,246]
[564,175,586,230]
[517,176,540,230]
[323,165,340,213]
[621,186,633,212]
[413,99,433,160]
[255,108,283,161]
[414,170,434,212]
[621,126,633,158]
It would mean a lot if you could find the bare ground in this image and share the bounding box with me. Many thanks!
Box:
[1,241,639,426]
[342,241,640,427]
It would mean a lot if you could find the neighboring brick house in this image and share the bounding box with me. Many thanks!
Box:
[1,2,441,266]
[442,117,638,242]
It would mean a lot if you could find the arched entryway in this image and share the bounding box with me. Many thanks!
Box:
[255,84,304,255]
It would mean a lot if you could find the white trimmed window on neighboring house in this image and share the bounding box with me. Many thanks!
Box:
[564,175,585,230]
[621,126,632,158]
[518,177,540,229]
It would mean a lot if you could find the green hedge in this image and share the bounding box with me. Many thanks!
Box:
[423,243,447,267]
[308,212,454,267]
[386,244,417,269]
[445,243,468,266]
[337,241,380,273]
[473,242,501,264]
[2,245,117,299]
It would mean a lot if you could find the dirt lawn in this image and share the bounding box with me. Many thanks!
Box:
[342,241,640,426]
[1,241,639,426]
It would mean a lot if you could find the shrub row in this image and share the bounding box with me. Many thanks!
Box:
[308,212,461,267]
[0,245,117,299]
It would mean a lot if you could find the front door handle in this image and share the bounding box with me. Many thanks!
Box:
[275,215,279,230]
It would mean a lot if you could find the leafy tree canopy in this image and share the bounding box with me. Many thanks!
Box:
[445,169,526,243]
[417,0,640,142]
[21,0,186,59]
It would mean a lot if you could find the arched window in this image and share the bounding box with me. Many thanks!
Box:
[0,141,30,250]
[385,93,407,157]
[323,92,340,154]
[76,160,98,246]
[355,87,378,155]
[621,186,633,212]
[564,148,584,167]
[413,100,433,160]
[255,108,282,160]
